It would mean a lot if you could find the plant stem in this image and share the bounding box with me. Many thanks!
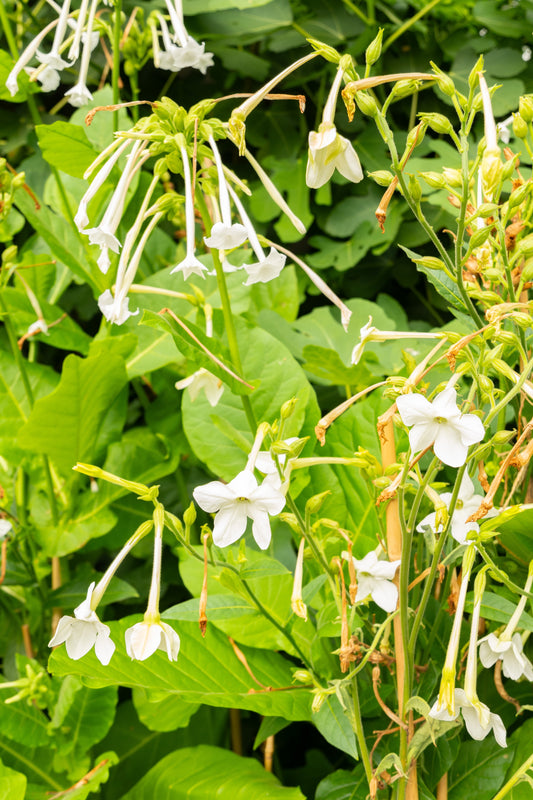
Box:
[112,0,122,130]
[352,674,373,784]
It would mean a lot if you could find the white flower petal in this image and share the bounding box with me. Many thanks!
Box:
[434,425,468,467]
[212,503,249,547]
[193,480,236,513]
[250,509,273,549]
[371,580,398,612]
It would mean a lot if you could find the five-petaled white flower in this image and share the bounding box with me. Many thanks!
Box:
[48,582,115,666]
[396,386,485,468]
[429,689,507,747]
[125,619,180,662]
[479,632,533,681]
[417,473,494,545]
[193,468,286,549]
[343,548,400,613]
[175,368,223,407]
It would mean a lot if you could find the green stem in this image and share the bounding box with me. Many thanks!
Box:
[0,0,18,58]
[490,754,533,800]
[112,0,122,130]
[352,675,373,785]
[383,0,442,52]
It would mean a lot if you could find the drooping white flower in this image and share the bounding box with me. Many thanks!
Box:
[162,0,213,74]
[204,136,248,251]
[64,0,98,107]
[74,139,130,232]
[343,548,400,613]
[48,582,115,665]
[416,473,494,545]
[479,633,533,681]
[351,315,442,365]
[306,124,363,189]
[98,289,139,326]
[306,62,363,190]
[36,0,72,72]
[193,468,286,549]
[429,688,507,747]
[125,619,180,661]
[396,386,485,468]
[0,519,12,539]
[170,144,208,281]
[6,16,60,97]
[175,368,223,407]
[224,182,286,285]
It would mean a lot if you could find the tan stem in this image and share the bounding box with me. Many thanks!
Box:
[264,735,275,772]
[230,708,243,755]
[436,773,448,800]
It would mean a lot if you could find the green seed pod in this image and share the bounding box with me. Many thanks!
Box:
[492,429,516,445]
[365,28,383,66]
[405,122,427,150]
[420,171,446,189]
[414,256,446,271]
[469,226,492,249]
[419,112,454,136]
[508,181,532,209]
[516,234,533,257]
[355,90,379,117]
[513,312,533,329]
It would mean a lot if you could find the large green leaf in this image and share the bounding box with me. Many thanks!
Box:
[121,745,305,800]
[132,688,199,733]
[0,349,58,462]
[50,677,118,758]
[194,0,292,37]
[0,758,26,800]
[14,190,105,294]
[314,696,358,759]
[0,688,50,747]
[49,617,312,721]
[505,719,533,799]
[448,736,515,799]
[182,321,312,480]
[17,352,128,479]
[315,767,369,800]
[36,121,99,179]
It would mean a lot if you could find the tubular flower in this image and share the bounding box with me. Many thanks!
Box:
[48,582,115,665]
[170,145,208,280]
[429,689,507,747]
[175,368,224,407]
[193,468,286,550]
[204,136,248,251]
[396,386,485,468]
[125,620,180,661]
[306,62,363,189]
[479,633,533,681]
[351,315,442,365]
[342,548,400,613]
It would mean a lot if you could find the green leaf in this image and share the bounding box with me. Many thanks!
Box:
[182,320,312,480]
[141,309,254,396]
[132,688,200,733]
[0,349,58,462]
[0,758,26,800]
[0,690,50,747]
[50,677,118,758]
[400,246,467,313]
[35,122,99,179]
[505,719,533,799]
[184,0,273,11]
[465,591,533,631]
[121,745,306,800]
[314,696,358,759]
[49,617,312,722]
[18,352,128,479]
[448,735,515,799]
[497,508,533,564]
[253,716,290,748]
[13,190,105,295]
[473,1,525,37]
[315,767,369,800]
[194,0,293,38]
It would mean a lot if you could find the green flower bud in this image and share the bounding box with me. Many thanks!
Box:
[469,226,492,249]
[355,90,379,117]
[512,113,528,139]
[281,397,298,420]
[413,256,446,271]
[408,174,422,203]
[442,168,462,188]
[508,181,532,209]
[516,234,533,257]
[513,312,533,329]
[405,122,427,150]
[183,501,197,528]
[420,171,446,189]
[2,245,17,264]
[306,491,331,515]
[468,56,484,89]
[474,202,499,218]
[492,429,516,445]
[419,113,454,136]
[307,37,341,64]
[477,374,494,394]
[501,158,518,182]
[365,28,383,66]
[430,61,455,97]
[519,94,533,123]
[368,170,394,186]
[278,512,300,533]
[293,669,313,684]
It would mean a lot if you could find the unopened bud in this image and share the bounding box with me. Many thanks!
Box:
[305,491,331,515]
[512,113,528,139]
[420,112,454,136]
[405,122,427,150]
[413,256,446,271]
[430,62,455,97]
[468,56,484,89]
[354,90,378,117]
[183,501,197,527]
[477,374,494,395]
[516,234,533,257]
[281,397,298,420]
[307,37,341,64]
[508,181,532,208]
[368,170,394,186]
[408,174,422,203]
[501,157,518,182]
[420,171,445,189]
[513,312,533,329]
[442,168,462,188]
[365,28,383,66]
[469,226,492,249]
[475,202,499,218]
[293,669,313,683]
[311,689,327,713]
[2,245,17,264]
[493,429,516,445]
[519,94,533,123]
[278,512,300,533]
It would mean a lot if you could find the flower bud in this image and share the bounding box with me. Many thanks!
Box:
[368,170,394,186]
[519,94,533,123]
[419,112,454,136]
[2,245,17,265]
[311,689,328,713]
[468,56,484,89]
[508,181,532,209]
[305,491,331,515]
[516,234,533,257]
[430,61,455,97]
[307,37,341,64]
[469,226,492,249]
[442,167,462,188]
[501,157,518,182]
[405,122,427,151]
[477,374,494,395]
[293,669,313,683]
[279,512,300,533]
[183,501,197,528]
[354,90,379,117]
[408,174,422,203]
[281,397,298,420]
[513,312,533,329]
[512,113,528,139]
[365,28,383,66]
[492,429,516,445]
[420,171,446,188]
[474,202,499,218]
[413,256,446,271]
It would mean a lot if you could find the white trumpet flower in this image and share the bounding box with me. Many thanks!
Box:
[48,582,115,665]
